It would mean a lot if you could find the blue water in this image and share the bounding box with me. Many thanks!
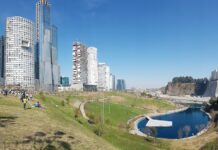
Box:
[137,107,210,139]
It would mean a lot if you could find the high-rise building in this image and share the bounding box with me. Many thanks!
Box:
[109,74,116,91]
[87,47,98,86]
[204,69,218,97]
[98,63,110,91]
[72,43,99,91]
[0,36,5,86]
[5,16,35,89]
[36,0,60,91]
[72,42,88,89]
[117,79,126,91]
[60,77,70,87]
[51,25,60,89]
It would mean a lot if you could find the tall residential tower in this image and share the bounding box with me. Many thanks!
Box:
[98,63,110,91]
[87,47,98,86]
[72,42,88,90]
[5,16,35,89]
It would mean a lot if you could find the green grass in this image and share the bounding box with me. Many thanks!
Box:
[86,101,145,126]
[84,99,173,150]
[0,94,117,150]
[0,92,177,150]
[49,91,175,150]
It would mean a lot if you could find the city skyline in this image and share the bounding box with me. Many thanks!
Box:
[1,0,218,89]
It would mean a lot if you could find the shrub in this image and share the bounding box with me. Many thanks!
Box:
[94,124,104,136]
[61,100,65,106]
[74,108,80,119]
[39,92,46,101]
[66,96,70,104]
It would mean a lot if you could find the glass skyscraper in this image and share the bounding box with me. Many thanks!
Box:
[36,0,60,91]
[116,79,126,91]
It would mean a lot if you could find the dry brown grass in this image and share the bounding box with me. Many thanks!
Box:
[169,124,218,150]
[0,96,116,150]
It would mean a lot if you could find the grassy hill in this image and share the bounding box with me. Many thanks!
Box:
[0,94,116,150]
[0,92,217,150]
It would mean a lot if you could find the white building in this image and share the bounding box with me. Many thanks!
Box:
[109,74,116,91]
[87,47,98,86]
[98,63,110,91]
[5,16,35,89]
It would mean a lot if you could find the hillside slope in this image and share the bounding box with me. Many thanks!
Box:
[165,83,195,96]
[0,95,116,150]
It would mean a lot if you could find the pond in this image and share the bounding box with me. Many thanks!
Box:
[137,107,210,139]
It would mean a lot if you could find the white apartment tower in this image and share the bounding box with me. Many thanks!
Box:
[109,74,116,91]
[98,63,110,91]
[5,16,35,89]
[87,47,98,86]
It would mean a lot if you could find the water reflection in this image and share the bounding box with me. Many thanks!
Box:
[138,107,210,139]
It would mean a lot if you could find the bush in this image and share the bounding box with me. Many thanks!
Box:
[209,97,218,106]
[74,108,80,119]
[87,113,95,122]
[39,92,46,101]
[94,125,104,136]
[61,100,65,106]
[66,96,70,104]
[105,119,111,125]
[118,123,126,129]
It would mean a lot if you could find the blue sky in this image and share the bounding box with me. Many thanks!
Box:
[0,0,218,89]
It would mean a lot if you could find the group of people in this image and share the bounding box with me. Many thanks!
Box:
[19,92,45,110]
[1,89,46,110]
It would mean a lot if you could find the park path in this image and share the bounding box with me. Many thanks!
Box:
[80,102,89,120]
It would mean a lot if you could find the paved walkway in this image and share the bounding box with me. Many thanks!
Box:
[80,102,89,120]
[146,116,172,127]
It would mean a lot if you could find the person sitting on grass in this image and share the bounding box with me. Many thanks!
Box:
[32,101,46,109]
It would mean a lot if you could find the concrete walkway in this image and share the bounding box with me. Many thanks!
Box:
[146,116,172,127]
[80,102,89,120]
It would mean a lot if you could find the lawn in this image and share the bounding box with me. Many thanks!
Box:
[1,92,217,150]
[84,96,176,150]
[0,94,116,150]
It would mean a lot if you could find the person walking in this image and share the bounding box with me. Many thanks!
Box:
[23,97,27,110]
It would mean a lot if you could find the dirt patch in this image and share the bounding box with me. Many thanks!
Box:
[12,131,78,150]
[34,132,46,137]
[0,116,16,127]
[110,96,126,103]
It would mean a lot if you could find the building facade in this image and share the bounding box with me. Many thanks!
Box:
[36,0,59,91]
[5,16,35,89]
[72,42,88,89]
[60,77,70,87]
[0,36,5,86]
[87,47,98,86]
[116,79,126,91]
[98,63,110,91]
[109,74,116,91]
[211,69,218,81]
